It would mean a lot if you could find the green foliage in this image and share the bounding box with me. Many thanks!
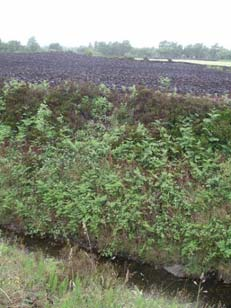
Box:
[158,76,171,91]
[158,41,183,58]
[202,109,231,152]
[26,36,41,52]
[48,42,63,52]
[84,48,93,56]
[1,81,231,274]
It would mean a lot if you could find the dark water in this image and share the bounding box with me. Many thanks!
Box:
[115,260,231,307]
[2,232,231,308]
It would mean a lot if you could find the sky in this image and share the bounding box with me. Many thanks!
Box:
[1,0,231,48]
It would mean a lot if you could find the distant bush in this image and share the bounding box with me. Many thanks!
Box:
[158,76,171,91]
[84,49,93,57]
[48,42,63,52]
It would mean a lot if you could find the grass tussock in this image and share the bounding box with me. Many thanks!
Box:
[0,241,181,308]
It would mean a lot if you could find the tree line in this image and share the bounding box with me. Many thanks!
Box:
[0,37,63,53]
[1,37,231,60]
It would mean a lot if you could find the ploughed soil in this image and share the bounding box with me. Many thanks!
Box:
[0,52,231,95]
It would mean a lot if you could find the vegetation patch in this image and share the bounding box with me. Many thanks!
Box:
[0,241,181,307]
[1,81,231,275]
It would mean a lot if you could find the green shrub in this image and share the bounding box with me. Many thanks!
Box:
[1,81,231,274]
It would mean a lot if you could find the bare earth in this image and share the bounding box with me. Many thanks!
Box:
[1,52,231,95]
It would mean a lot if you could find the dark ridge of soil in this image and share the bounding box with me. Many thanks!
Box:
[0,52,231,95]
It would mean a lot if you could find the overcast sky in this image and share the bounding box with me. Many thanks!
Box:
[1,0,230,48]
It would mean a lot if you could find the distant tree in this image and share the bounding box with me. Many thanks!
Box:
[130,47,157,59]
[94,41,109,55]
[209,44,224,60]
[94,40,132,57]
[48,42,63,51]
[183,43,209,59]
[75,45,93,55]
[27,37,40,52]
[7,40,24,52]
[158,41,183,58]
[0,39,7,52]
[118,40,133,56]
[218,48,231,60]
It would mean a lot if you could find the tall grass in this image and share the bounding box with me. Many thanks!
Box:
[0,241,181,307]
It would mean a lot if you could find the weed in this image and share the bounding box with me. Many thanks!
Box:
[158,76,171,91]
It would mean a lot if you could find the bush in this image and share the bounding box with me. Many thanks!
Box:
[1,81,231,274]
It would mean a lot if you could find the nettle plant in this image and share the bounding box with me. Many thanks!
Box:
[158,76,171,91]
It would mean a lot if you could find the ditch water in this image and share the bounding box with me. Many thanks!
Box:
[2,231,231,308]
